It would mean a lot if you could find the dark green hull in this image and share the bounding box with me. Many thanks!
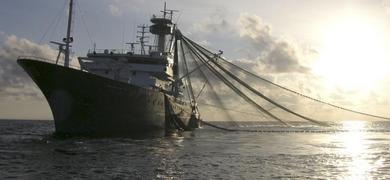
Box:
[17,59,195,136]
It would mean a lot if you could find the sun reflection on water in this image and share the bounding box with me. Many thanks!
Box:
[341,121,366,154]
[337,121,372,179]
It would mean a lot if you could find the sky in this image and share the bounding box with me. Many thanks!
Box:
[1,0,390,121]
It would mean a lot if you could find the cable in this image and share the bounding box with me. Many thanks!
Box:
[76,0,94,47]
[195,81,207,100]
[186,38,328,126]
[39,0,68,44]
[183,35,390,121]
[179,40,196,103]
[198,102,266,117]
[182,38,289,126]
[183,40,239,126]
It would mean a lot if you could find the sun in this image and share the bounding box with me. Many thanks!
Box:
[313,15,388,91]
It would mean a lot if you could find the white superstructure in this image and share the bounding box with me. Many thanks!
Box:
[77,3,179,91]
[78,51,174,89]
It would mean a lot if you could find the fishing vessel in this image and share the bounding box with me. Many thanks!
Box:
[17,0,200,136]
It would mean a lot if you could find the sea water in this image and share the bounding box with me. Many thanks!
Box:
[1,119,390,179]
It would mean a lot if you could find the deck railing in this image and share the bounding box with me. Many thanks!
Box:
[87,49,130,55]
[18,56,81,70]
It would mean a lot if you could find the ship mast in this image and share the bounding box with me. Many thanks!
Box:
[64,0,73,67]
[150,2,175,53]
[137,25,149,55]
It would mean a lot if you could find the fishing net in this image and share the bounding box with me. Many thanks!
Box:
[176,33,390,130]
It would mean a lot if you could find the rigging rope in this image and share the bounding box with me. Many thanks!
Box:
[76,0,94,47]
[196,81,207,100]
[39,0,68,44]
[183,41,239,126]
[179,40,196,103]
[185,36,328,126]
[181,65,193,104]
[183,35,390,121]
[199,120,238,132]
[198,102,266,117]
[182,38,289,126]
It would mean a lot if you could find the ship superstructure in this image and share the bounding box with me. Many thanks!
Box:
[79,6,177,93]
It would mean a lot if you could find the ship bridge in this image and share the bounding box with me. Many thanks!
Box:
[78,48,174,89]
[78,4,178,91]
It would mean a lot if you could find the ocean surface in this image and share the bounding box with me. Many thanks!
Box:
[1,120,390,179]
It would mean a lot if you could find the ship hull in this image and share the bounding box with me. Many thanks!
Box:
[17,58,195,136]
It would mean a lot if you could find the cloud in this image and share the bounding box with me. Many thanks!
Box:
[384,0,390,13]
[0,34,57,100]
[238,13,310,73]
[184,12,379,122]
[186,13,376,122]
[184,13,318,120]
[238,14,273,51]
[192,9,231,34]
[264,41,309,73]
[108,4,122,17]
